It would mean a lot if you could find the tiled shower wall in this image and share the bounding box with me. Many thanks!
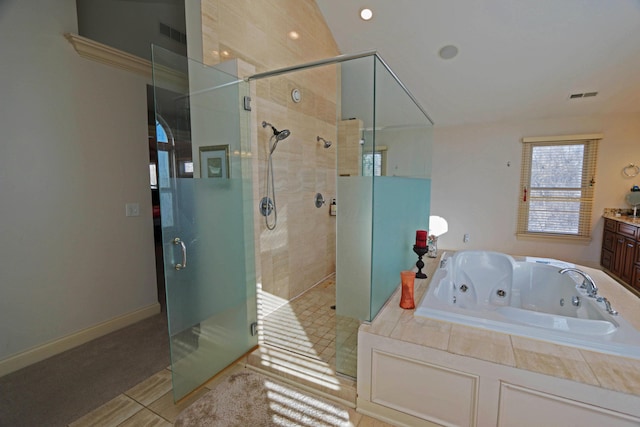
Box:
[200,0,341,299]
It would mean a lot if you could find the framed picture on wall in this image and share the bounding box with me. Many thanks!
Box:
[199,145,230,179]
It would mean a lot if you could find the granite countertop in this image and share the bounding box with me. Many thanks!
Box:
[603,213,640,226]
[360,253,640,398]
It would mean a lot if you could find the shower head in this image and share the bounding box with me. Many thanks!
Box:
[276,129,291,141]
[317,135,332,148]
[262,121,291,141]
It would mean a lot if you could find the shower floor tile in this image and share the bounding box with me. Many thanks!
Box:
[262,276,339,365]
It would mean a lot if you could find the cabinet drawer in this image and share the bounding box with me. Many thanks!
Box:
[601,249,613,270]
[617,222,638,239]
[605,218,618,232]
[603,230,615,252]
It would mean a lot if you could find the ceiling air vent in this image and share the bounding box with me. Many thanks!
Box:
[569,91,598,99]
[159,22,187,45]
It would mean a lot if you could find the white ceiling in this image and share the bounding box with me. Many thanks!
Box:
[315,0,640,127]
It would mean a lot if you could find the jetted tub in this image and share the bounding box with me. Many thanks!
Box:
[415,250,640,358]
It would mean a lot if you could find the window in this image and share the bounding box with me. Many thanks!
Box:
[363,152,382,176]
[363,146,388,176]
[517,134,601,240]
[156,119,170,144]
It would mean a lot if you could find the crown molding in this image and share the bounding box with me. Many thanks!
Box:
[64,33,152,78]
[65,33,188,91]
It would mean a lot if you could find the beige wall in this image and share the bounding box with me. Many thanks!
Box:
[431,113,640,267]
[0,0,158,365]
[200,0,340,299]
[338,119,363,177]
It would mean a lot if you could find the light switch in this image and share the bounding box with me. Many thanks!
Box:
[125,203,140,217]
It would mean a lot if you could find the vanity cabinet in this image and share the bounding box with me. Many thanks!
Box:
[602,217,640,293]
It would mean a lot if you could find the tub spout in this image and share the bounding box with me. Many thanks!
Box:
[559,268,598,298]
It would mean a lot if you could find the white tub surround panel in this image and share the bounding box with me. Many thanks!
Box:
[357,255,640,426]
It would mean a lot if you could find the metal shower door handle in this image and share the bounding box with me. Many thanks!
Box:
[173,237,187,270]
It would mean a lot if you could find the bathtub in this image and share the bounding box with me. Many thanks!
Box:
[415,250,640,358]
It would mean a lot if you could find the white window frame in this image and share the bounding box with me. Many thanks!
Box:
[517,133,601,242]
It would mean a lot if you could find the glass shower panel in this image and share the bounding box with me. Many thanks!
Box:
[370,56,434,319]
[336,56,376,377]
[152,46,257,401]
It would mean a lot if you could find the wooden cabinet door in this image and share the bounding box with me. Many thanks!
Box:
[603,230,615,252]
[621,238,636,284]
[633,265,640,293]
[612,234,626,277]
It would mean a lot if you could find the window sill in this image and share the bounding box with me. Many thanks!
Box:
[516,233,592,245]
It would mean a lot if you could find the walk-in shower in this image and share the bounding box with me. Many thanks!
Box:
[260,120,290,230]
[150,45,435,402]
[247,52,434,380]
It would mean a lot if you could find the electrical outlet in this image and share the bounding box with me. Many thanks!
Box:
[463,233,470,243]
[125,203,140,217]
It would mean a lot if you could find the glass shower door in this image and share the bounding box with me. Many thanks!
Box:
[152,46,258,401]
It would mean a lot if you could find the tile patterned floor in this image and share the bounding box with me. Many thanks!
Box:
[69,277,385,426]
[262,275,359,377]
[263,277,338,362]
[68,362,395,426]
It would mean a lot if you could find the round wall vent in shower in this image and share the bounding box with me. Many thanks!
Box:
[291,88,301,103]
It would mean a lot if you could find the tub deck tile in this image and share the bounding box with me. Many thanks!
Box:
[580,350,640,395]
[367,288,404,337]
[510,336,599,386]
[390,310,451,350]
[448,324,516,366]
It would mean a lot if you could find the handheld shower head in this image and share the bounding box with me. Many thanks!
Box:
[262,121,290,141]
[317,135,332,148]
[276,129,290,141]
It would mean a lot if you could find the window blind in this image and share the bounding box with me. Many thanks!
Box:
[517,135,600,239]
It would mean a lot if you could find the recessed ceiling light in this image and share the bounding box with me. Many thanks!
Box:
[288,31,300,40]
[360,8,373,21]
[439,45,459,60]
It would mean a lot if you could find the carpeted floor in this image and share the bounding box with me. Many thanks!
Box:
[175,371,352,427]
[0,313,170,427]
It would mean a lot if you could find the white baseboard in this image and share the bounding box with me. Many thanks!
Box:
[0,303,161,377]
[357,398,440,427]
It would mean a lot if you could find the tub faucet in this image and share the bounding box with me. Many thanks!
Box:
[559,268,598,298]
[597,297,618,316]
